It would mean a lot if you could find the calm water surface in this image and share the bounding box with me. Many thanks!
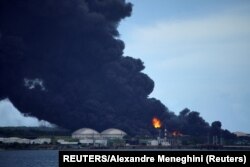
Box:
[0,150,58,167]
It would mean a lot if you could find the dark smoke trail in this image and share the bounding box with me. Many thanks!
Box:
[0,0,167,135]
[0,1,238,141]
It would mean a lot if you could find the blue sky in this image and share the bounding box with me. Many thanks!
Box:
[119,0,250,132]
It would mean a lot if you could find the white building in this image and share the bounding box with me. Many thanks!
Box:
[0,137,5,142]
[148,140,158,146]
[79,139,94,145]
[57,139,78,145]
[0,137,52,144]
[0,137,30,144]
[233,131,250,137]
[79,139,107,147]
[147,138,171,146]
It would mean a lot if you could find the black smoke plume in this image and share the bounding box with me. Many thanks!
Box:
[0,0,237,140]
[0,0,166,135]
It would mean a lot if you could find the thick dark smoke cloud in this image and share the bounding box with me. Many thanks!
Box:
[0,0,237,139]
[0,0,167,135]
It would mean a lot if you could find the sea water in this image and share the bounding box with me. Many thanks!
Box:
[0,150,58,167]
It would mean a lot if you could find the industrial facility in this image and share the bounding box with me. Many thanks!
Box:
[71,128,127,147]
[0,128,128,148]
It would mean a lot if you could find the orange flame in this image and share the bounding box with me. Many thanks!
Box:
[172,131,182,137]
[152,117,161,129]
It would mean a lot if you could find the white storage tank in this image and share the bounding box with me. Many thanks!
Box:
[72,128,100,139]
[101,128,126,139]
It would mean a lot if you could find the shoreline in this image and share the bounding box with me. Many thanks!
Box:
[1,146,250,151]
